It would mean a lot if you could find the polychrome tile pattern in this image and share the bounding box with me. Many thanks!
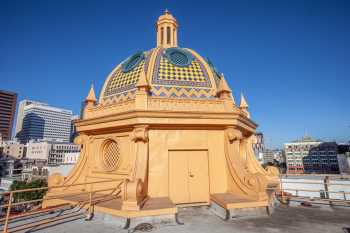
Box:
[149,48,215,99]
[103,48,217,101]
[152,49,212,88]
[151,86,216,99]
[103,90,136,105]
[106,60,144,95]
[104,50,153,99]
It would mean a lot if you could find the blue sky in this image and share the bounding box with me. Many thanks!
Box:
[1,0,349,148]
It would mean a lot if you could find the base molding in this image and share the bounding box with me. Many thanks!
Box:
[209,193,273,220]
[93,212,177,229]
[210,201,270,220]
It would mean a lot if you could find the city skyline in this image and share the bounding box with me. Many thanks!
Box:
[1,0,349,148]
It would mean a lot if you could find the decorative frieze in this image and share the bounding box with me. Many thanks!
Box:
[85,99,135,118]
[148,97,233,112]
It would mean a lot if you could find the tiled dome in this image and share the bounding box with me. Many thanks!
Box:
[100,47,221,103]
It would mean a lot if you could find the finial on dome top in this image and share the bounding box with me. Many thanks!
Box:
[85,84,97,103]
[156,9,178,48]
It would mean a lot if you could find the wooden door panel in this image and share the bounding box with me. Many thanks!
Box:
[188,151,210,203]
[169,151,190,204]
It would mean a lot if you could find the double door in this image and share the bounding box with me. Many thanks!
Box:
[169,150,209,204]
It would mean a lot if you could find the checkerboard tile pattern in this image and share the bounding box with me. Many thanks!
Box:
[102,48,216,101]
[152,49,211,88]
[104,60,145,97]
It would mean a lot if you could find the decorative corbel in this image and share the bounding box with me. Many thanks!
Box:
[73,133,89,145]
[225,127,243,143]
[131,125,149,143]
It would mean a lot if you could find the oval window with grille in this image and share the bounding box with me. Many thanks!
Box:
[101,140,120,171]
[164,48,194,67]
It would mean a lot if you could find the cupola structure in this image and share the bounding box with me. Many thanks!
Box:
[156,9,178,48]
[43,11,279,226]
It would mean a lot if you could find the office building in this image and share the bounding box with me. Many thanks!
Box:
[337,143,350,174]
[15,100,46,138]
[272,150,285,163]
[26,141,80,165]
[284,136,339,174]
[48,143,80,165]
[252,132,264,163]
[0,90,17,140]
[21,159,48,181]
[63,152,80,164]
[0,140,26,159]
[263,149,274,164]
[26,141,51,160]
[17,100,73,143]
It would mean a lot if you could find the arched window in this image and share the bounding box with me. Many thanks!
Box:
[167,26,171,44]
[161,27,164,44]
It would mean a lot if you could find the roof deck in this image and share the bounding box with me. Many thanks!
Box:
[2,205,349,233]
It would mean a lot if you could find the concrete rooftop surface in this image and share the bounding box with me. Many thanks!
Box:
[13,205,350,233]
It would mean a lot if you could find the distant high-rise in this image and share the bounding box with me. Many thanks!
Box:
[262,149,274,164]
[17,100,73,143]
[15,100,46,138]
[252,132,265,163]
[0,90,17,140]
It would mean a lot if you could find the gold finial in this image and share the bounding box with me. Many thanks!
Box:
[164,8,169,14]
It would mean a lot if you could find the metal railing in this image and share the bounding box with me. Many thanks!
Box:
[272,175,350,207]
[0,179,124,233]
